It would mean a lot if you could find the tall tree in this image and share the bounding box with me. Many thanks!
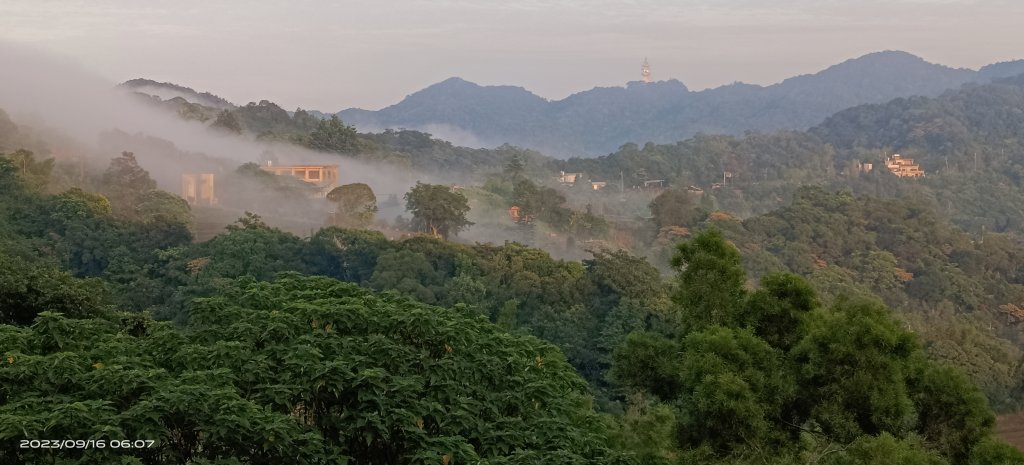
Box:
[649,188,698,229]
[308,115,360,154]
[504,153,526,179]
[101,151,157,216]
[404,183,473,239]
[4,149,54,192]
[210,109,243,134]
[671,229,747,331]
[326,183,377,229]
[134,189,192,226]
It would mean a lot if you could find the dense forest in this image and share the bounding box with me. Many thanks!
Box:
[6,57,1024,463]
[5,104,1024,463]
[559,73,1024,233]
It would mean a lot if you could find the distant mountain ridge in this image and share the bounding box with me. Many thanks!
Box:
[120,78,236,110]
[339,51,1024,157]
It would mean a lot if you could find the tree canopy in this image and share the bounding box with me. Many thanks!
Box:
[0,274,630,465]
[404,183,473,239]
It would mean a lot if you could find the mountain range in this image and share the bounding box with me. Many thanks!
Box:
[337,51,1024,157]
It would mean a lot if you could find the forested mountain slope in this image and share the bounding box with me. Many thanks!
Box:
[3,154,1024,464]
[339,51,1023,156]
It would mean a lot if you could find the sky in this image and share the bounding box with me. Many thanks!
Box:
[1,0,1022,111]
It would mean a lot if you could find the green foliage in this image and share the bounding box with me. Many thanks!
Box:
[671,229,748,331]
[307,115,361,154]
[611,332,683,400]
[0,274,629,464]
[911,364,995,463]
[5,155,1024,464]
[605,392,677,465]
[404,183,473,239]
[0,252,108,325]
[743,273,819,351]
[610,231,1016,464]
[305,228,389,285]
[101,152,158,217]
[326,183,377,229]
[0,157,22,194]
[512,179,572,229]
[821,433,948,465]
[792,297,919,441]
[504,154,526,179]
[185,216,310,282]
[723,186,1024,406]
[649,188,699,229]
[232,100,293,136]
[50,188,113,221]
[569,209,609,239]
[210,109,242,134]
[2,149,53,192]
[675,327,794,452]
[134,190,192,226]
[968,438,1024,465]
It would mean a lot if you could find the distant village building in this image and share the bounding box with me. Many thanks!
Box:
[590,181,608,191]
[642,179,665,189]
[884,154,924,178]
[686,185,705,194]
[260,162,340,197]
[181,173,216,206]
[508,205,534,224]
[558,171,583,185]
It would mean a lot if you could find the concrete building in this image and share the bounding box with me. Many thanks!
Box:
[558,171,583,185]
[181,173,216,206]
[885,154,924,178]
[260,162,340,197]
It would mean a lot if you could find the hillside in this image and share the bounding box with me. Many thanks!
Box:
[4,152,1024,463]
[339,51,1022,156]
[120,78,236,109]
[12,61,1024,461]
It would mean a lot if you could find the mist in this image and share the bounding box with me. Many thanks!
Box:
[0,41,456,236]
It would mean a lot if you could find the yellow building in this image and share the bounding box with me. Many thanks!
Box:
[181,173,216,206]
[558,171,583,185]
[885,154,924,178]
[260,163,340,196]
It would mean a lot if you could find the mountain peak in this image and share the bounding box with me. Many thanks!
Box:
[856,50,925,62]
[432,76,477,88]
[818,51,948,75]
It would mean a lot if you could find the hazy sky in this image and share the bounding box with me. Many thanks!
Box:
[1,0,1021,111]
